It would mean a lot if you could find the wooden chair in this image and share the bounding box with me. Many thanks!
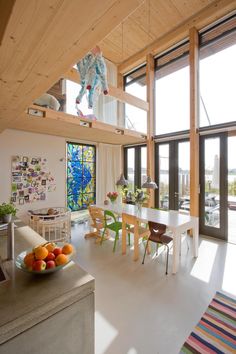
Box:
[85,206,109,242]
[122,213,150,261]
[142,221,173,274]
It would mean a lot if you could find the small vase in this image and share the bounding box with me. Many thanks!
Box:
[136,202,142,212]
[3,214,12,223]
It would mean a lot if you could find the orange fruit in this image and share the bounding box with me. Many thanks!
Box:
[45,243,56,253]
[55,253,68,266]
[62,243,73,255]
[34,246,48,260]
[24,252,35,268]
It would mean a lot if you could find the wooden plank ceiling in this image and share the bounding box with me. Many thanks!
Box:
[99,0,236,66]
[0,0,143,135]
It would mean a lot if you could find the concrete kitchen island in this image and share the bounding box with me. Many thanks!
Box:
[0,220,95,354]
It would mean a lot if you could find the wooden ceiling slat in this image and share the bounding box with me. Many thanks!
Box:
[0,0,143,132]
[118,0,236,73]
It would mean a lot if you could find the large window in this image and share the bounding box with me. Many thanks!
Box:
[200,15,236,128]
[124,66,147,133]
[67,143,96,211]
[124,145,147,189]
[155,42,190,136]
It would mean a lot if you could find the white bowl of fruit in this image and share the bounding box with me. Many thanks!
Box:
[15,242,74,274]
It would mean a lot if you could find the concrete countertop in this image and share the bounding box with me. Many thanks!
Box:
[0,220,94,345]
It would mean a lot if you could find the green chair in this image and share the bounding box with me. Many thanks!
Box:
[101,210,123,252]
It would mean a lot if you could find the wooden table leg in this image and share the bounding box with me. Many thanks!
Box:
[172,230,180,274]
[122,228,126,255]
[133,233,139,261]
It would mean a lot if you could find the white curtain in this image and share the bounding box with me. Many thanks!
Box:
[96,143,122,204]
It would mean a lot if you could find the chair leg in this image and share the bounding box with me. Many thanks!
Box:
[185,234,190,250]
[142,239,150,264]
[156,243,159,255]
[100,227,106,245]
[113,231,119,252]
[165,244,170,275]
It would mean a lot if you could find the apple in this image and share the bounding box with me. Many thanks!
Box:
[45,252,56,262]
[32,260,46,271]
[46,260,56,269]
[53,247,62,257]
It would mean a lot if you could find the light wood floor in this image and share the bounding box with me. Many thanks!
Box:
[71,223,236,354]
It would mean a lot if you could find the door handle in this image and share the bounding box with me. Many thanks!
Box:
[174,192,179,196]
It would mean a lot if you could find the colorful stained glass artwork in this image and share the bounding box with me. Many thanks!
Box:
[82,146,95,162]
[67,144,82,161]
[67,143,96,211]
[83,178,95,194]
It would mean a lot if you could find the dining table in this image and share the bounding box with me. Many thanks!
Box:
[95,203,199,274]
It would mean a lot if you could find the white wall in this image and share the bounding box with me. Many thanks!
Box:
[0,129,66,221]
[0,129,121,222]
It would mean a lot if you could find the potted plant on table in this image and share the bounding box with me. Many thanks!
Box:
[0,203,17,223]
[134,188,149,210]
[107,192,118,205]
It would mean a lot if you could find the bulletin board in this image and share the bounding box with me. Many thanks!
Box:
[11,156,56,205]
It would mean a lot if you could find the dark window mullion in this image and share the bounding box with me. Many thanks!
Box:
[135,147,141,188]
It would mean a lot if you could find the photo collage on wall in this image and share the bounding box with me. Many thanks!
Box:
[11,156,56,205]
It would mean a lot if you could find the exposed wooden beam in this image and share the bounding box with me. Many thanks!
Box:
[146,54,155,207]
[64,68,149,111]
[118,0,236,74]
[0,0,143,128]
[109,85,149,111]
[117,71,125,127]
[0,0,16,46]
[189,27,200,218]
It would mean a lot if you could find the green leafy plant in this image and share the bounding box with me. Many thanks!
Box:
[0,203,17,216]
[122,187,149,204]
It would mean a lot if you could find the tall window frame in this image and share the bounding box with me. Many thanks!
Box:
[154,40,190,137]
[66,142,96,211]
[124,145,147,189]
[124,65,147,133]
[199,14,236,130]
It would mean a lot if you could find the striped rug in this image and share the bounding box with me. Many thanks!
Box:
[180,291,236,353]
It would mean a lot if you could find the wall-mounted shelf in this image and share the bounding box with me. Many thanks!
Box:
[23,105,147,145]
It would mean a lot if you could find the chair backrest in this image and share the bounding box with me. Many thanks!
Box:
[104,210,117,225]
[88,206,105,226]
[122,213,139,234]
[148,221,166,237]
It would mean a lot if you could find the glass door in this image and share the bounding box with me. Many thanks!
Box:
[199,134,227,240]
[155,140,190,212]
[228,136,236,244]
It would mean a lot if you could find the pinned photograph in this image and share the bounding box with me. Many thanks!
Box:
[19,190,24,197]
[40,193,46,200]
[19,197,25,205]
[12,176,21,183]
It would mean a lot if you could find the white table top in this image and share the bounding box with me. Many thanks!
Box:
[96,203,198,229]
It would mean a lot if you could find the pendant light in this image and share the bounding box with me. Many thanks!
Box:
[142,176,157,189]
[116,174,128,186]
